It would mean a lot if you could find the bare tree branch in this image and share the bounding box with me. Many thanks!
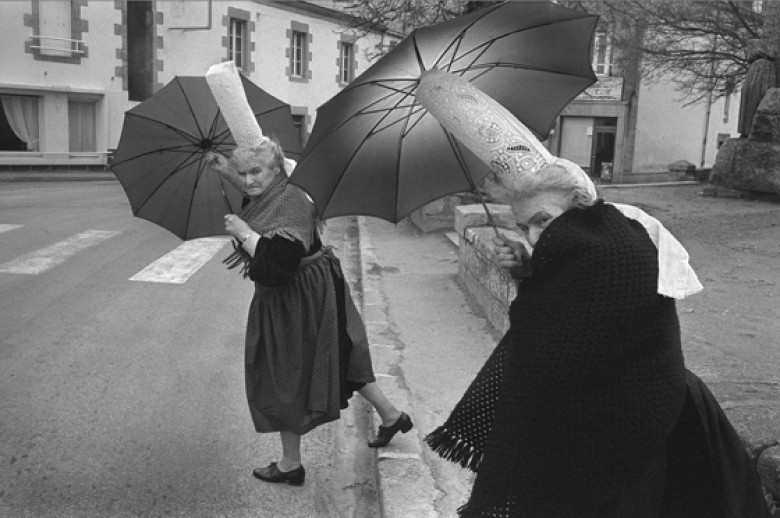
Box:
[338,0,499,60]
[344,0,770,103]
[582,0,766,104]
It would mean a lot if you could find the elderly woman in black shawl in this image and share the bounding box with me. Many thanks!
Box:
[427,161,771,517]
[414,69,771,517]
[209,139,412,486]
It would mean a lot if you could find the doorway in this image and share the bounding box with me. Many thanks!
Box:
[592,118,617,182]
[558,116,619,181]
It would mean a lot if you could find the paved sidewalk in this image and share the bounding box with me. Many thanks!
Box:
[352,215,497,517]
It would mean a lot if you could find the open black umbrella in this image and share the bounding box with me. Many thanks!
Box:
[289,1,598,223]
[112,75,302,240]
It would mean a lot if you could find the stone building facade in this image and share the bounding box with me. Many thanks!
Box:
[550,23,739,184]
[0,0,396,171]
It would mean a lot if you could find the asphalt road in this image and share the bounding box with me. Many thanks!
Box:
[0,182,379,518]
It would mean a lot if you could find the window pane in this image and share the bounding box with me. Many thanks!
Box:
[229,19,246,68]
[592,32,611,75]
[0,96,40,151]
[341,43,353,82]
[292,114,306,146]
[69,101,96,152]
[293,31,304,76]
[236,22,243,68]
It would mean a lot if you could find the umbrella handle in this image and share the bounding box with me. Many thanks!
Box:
[469,178,501,238]
[474,188,532,280]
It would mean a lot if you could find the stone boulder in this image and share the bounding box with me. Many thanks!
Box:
[710,88,780,194]
[710,139,780,193]
[748,86,780,143]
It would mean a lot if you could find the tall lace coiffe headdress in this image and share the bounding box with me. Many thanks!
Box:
[415,68,701,299]
[205,61,297,175]
[415,68,597,201]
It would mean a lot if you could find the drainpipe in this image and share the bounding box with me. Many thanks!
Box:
[701,28,719,168]
[168,0,212,30]
[701,89,713,168]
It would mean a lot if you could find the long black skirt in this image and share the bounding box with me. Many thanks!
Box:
[428,337,771,517]
[244,248,375,435]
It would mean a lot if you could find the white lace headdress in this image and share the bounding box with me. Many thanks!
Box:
[415,68,702,299]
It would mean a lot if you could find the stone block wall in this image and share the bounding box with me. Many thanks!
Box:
[454,204,520,334]
[409,195,463,233]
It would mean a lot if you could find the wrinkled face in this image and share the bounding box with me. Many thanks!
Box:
[239,162,278,197]
[510,190,572,249]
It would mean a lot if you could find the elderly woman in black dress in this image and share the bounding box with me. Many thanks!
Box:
[210,139,412,486]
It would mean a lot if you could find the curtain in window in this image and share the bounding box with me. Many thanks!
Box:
[69,101,96,152]
[0,96,40,151]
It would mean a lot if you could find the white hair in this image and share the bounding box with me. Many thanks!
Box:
[230,138,285,175]
[485,158,599,209]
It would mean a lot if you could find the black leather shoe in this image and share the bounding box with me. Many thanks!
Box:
[368,412,413,448]
[252,462,305,486]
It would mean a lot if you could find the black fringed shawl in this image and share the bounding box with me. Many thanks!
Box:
[426,201,688,517]
[223,174,318,277]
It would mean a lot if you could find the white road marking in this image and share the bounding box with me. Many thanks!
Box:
[130,237,231,284]
[0,230,120,275]
[0,224,23,234]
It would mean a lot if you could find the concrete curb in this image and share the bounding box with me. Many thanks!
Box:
[0,171,116,182]
[355,216,442,518]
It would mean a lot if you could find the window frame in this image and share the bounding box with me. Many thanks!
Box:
[223,7,254,74]
[0,94,41,152]
[291,31,306,78]
[339,40,355,84]
[287,22,311,83]
[228,17,247,70]
[25,0,88,64]
[68,98,97,153]
[290,106,310,147]
[591,30,615,76]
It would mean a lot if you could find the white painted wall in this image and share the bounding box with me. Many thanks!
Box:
[633,77,738,173]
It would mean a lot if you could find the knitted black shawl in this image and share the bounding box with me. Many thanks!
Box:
[426,201,687,517]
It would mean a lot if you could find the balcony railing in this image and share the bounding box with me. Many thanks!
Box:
[28,35,85,56]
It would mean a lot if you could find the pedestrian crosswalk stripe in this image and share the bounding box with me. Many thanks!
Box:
[129,237,231,284]
[0,224,23,234]
[0,230,121,275]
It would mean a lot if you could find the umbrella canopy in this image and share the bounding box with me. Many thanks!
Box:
[112,75,302,240]
[289,1,598,223]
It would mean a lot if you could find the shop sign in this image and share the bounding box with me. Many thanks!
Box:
[576,76,623,102]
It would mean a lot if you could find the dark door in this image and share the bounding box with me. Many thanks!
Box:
[127,2,155,102]
[592,118,617,182]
